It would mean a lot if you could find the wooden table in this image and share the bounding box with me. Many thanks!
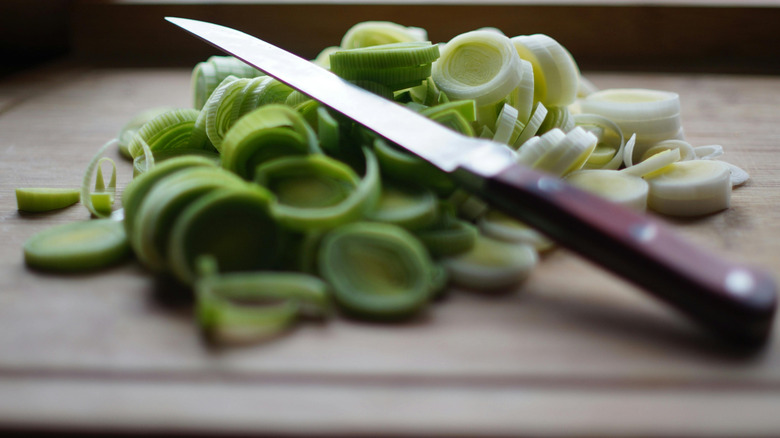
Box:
[1,64,779,436]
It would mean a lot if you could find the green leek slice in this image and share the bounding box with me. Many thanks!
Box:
[196,271,331,344]
[23,219,129,272]
[192,55,263,109]
[117,106,175,159]
[168,187,285,285]
[132,148,220,177]
[16,188,80,213]
[318,222,434,320]
[373,138,454,196]
[122,155,218,237]
[366,182,439,231]
[126,108,210,159]
[132,167,247,272]
[330,42,440,70]
[256,148,381,231]
[221,104,319,180]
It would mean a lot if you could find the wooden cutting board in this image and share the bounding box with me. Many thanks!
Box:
[1,65,779,437]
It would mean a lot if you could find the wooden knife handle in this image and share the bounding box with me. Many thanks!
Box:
[455,162,777,345]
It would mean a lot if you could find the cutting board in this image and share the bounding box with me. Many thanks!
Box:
[1,65,779,437]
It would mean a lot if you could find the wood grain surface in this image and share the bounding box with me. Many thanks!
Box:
[1,65,779,436]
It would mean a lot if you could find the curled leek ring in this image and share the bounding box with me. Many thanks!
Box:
[220,104,320,180]
[196,270,331,344]
[127,108,211,159]
[167,186,286,285]
[340,21,428,49]
[432,30,523,107]
[191,55,263,110]
[255,147,381,231]
[122,155,219,241]
[318,222,435,320]
[366,182,439,231]
[132,167,247,273]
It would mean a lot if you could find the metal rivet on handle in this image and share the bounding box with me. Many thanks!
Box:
[725,269,755,297]
[537,177,564,193]
[630,222,658,243]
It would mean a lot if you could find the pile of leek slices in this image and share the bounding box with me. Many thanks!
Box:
[19,21,747,344]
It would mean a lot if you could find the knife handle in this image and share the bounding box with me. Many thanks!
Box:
[455,162,776,345]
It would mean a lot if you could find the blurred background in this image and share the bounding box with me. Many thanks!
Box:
[2,0,780,77]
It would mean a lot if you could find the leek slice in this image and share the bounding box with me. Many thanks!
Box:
[196,271,331,344]
[511,34,580,107]
[579,88,682,156]
[16,188,80,213]
[132,148,220,177]
[221,104,319,180]
[127,108,213,159]
[318,222,434,320]
[340,21,427,49]
[575,113,625,170]
[512,101,548,148]
[565,169,649,211]
[168,186,285,285]
[373,138,454,196]
[366,182,439,231]
[334,63,432,91]
[415,217,478,258]
[330,41,440,70]
[256,147,380,231]
[641,139,696,162]
[81,139,118,218]
[23,219,129,272]
[645,160,732,217]
[117,106,174,159]
[532,126,597,177]
[192,55,263,109]
[122,155,218,238]
[441,235,537,291]
[200,76,252,150]
[432,30,523,107]
[132,167,247,272]
[537,105,575,134]
[621,148,681,178]
[478,209,554,251]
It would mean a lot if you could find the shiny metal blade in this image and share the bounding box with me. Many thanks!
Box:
[166,17,515,175]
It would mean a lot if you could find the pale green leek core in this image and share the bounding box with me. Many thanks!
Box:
[441,235,538,290]
[16,188,80,213]
[24,219,130,272]
[318,222,435,320]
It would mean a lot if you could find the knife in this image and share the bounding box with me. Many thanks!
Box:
[166,17,776,345]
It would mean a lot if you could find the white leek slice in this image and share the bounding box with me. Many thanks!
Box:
[641,139,697,162]
[565,169,649,211]
[512,101,548,149]
[432,30,523,107]
[511,34,580,107]
[492,103,520,145]
[645,160,732,217]
[533,126,597,177]
[478,210,554,251]
[575,113,625,170]
[340,21,427,49]
[513,59,535,123]
[441,235,537,291]
[516,128,565,167]
[693,144,725,160]
[579,88,682,157]
[621,148,681,178]
[723,161,750,187]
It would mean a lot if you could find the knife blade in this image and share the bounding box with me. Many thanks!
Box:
[166,17,776,345]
